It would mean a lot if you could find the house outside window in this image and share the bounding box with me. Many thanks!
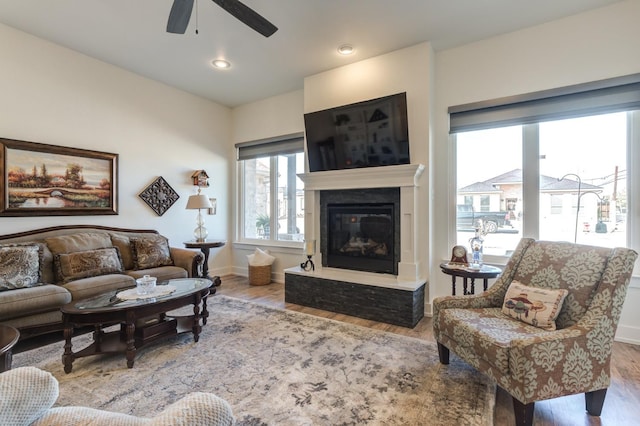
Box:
[451,74,640,260]
[236,134,305,244]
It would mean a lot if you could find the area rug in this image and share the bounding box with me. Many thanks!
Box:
[14,295,495,425]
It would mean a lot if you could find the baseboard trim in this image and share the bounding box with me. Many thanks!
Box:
[615,324,640,345]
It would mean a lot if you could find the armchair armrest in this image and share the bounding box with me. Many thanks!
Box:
[170,247,204,278]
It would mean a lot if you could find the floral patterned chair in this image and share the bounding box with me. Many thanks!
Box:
[433,238,637,425]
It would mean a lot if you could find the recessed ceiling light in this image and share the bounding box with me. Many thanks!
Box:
[337,44,355,55]
[211,59,231,69]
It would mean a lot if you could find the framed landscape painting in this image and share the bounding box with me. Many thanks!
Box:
[0,138,118,216]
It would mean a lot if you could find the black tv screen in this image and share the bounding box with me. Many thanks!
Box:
[304,92,410,172]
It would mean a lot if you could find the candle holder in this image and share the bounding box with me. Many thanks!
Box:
[301,239,316,271]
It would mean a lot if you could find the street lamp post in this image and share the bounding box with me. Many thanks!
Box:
[558,173,582,243]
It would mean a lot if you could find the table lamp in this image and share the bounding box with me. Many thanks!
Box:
[186,189,213,242]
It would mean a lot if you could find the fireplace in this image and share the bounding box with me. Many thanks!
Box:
[284,164,426,328]
[320,187,400,275]
[325,203,396,274]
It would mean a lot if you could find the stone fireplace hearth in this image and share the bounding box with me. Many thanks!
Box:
[284,163,426,328]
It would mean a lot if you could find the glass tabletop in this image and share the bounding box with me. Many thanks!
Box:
[71,278,212,311]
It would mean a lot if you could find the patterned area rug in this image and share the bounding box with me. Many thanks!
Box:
[14,295,495,425]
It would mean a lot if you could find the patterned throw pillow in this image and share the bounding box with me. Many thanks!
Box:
[0,245,42,291]
[130,235,174,270]
[54,247,124,283]
[502,280,569,330]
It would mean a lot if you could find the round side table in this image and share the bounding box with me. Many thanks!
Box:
[184,240,225,286]
[0,324,20,372]
[440,263,502,295]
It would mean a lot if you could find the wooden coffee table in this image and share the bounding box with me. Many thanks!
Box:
[61,278,213,373]
[0,324,20,372]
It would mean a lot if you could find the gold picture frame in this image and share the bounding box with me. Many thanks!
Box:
[0,138,118,216]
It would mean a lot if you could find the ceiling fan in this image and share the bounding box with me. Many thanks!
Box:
[167,0,278,37]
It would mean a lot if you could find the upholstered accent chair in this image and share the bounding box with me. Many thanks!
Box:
[433,238,637,425]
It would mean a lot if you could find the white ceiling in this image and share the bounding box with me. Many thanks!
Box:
[0,0,622,107]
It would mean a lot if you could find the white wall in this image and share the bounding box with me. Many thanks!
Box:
[229,44,435,283]
[230,90,305,279]
[433,0,640,343]
[0,23,232,274]
[304,42,434,286]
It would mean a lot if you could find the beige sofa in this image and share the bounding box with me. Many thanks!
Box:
[0,366,236,426]
[0,225,204,340]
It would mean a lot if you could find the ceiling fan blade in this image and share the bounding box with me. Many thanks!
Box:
[211,0,278,37]
[167,0,195,34]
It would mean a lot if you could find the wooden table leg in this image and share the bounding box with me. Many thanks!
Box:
[125,312,136,368]
[201,294,209,326]
[470,278,476,295]
[463,277,469,295]
[192,293,202,342]
[483,278,489,292]
[451,276,457,295]
[62,323,74,374]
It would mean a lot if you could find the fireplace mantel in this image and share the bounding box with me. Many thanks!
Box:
[298,163,425,191]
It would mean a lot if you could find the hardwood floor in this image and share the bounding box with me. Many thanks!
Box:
[216,275,640,426]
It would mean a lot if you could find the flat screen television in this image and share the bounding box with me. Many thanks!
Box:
[304,92,410,172]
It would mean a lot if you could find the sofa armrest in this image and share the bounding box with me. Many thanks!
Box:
[170,247,204,278]
[0,367,59,426]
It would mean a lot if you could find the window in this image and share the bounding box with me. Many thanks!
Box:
[236,134,305,244]
[451,74,640,260]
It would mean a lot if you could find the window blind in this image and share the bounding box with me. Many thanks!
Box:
[449,73,640,133]
[236,132,304,161]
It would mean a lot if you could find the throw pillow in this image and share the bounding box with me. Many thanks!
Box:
[130,235,174,270]
[0,244,42,291]
[45,232,113,255]
[502,280,568,330]
[54,247,124,283]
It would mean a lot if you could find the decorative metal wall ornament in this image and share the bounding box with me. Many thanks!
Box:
[138,176,179,216]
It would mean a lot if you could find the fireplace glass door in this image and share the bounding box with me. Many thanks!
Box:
[326,203,395,274]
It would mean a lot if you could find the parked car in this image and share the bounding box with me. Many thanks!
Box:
[456,204,511,233]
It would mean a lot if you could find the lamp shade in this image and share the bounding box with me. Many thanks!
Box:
[186,194,212,210]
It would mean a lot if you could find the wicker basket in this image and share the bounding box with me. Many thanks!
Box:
[249,264,272,286]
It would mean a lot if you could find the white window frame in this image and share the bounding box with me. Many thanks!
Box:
[235,133,305,249]
[450,111,639,266]
[449,73,640,268]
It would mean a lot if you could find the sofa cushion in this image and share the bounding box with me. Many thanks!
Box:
[53,247,124,284]
[502,280,568,330]
[438,307,552,375]
[0,284,71,321]
[45,232,113,255]
[109,234,135,270]
[0,244,42,291]
[127,266,188,282]
[62,274,135,301]
[131,235,174,270]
